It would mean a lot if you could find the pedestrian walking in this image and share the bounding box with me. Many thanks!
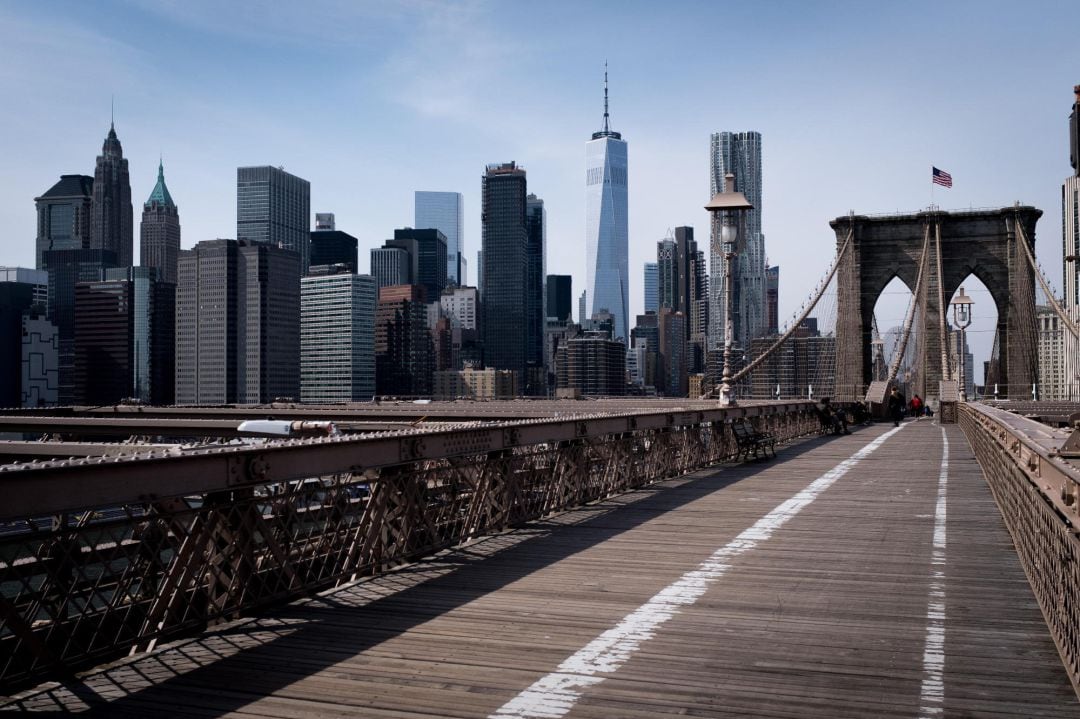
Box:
[887,387,906,427]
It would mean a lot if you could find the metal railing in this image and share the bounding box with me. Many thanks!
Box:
[960,402,1080,697]
[0,402,818,692]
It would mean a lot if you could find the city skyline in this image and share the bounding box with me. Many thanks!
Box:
[1,1,1078,363]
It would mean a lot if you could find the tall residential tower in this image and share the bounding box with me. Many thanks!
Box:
[1062,85,1080,399]
[709,131,765,352]
[585,69,629,342]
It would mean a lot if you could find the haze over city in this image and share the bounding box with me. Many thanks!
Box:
[3,0,1079,371]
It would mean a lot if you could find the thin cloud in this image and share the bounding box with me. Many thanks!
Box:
[119,0,440,47]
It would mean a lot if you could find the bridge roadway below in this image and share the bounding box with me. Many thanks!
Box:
[5,419,1079,717]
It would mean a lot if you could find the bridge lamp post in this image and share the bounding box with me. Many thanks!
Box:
[871,336,885,381]
[951,287,974,401]
[705,172,754,407]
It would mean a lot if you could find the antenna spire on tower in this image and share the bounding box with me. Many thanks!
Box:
[591,62,621,140]
[603,62,610,134]
[110,95,114,130]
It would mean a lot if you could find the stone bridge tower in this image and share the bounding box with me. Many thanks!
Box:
[831,206,1041,402]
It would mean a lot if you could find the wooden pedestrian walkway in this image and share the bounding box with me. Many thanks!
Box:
[5,420,1078,717]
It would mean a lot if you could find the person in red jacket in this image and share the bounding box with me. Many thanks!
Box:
[909,394,923,418]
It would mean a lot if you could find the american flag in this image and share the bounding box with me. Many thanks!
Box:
[932,166,953,188]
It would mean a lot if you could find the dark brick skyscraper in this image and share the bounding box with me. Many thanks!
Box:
[525,194,546,383]
[140,160,180,284]
[91,123,134,268]
[34,175,93,269]
[481,162,527,379]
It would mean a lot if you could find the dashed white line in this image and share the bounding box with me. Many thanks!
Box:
[490,425,906,719]
[918,427,949,717]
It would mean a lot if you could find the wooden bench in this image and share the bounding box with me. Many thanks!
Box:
[731,418,776,461]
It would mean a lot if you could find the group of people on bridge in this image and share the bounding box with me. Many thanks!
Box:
[815,388,933,435]
[886,387,934,427]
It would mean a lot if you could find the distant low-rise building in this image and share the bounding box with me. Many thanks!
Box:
[0,279,45,407]
[744,332,836,399]
[0,267,48,306]
[370,246,411,289]
[658,308,687,396]
[631,312,659,391]
[375,285,433,397]
[556,330,626,397]
[310,213,359,273]
[1037,305,1065,400]
[21,309,58,407]
[434,367,518,400]
[44,248,118,404]
[73,267,175,406]
[688,373,705,399]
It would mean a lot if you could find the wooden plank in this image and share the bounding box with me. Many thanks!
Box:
[3,422,1077,717]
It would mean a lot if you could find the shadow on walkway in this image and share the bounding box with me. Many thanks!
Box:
[4,426,879,717]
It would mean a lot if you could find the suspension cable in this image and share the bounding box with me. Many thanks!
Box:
[1013,211,1080,340]
[888,222,932,385]
[933,216,950,381]
[714,227,853,393]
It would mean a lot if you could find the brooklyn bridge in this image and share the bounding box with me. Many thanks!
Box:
[2,207,1080,717]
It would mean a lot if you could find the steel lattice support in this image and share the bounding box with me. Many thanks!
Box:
[960,403,1080,699]
[0,404,818,692]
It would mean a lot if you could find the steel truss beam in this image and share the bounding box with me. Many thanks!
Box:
[0,402,817,693]
[960,403,1080,699]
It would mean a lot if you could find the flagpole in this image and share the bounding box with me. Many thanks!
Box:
[930,165,935,209]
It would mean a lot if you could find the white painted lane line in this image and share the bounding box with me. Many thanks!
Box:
[490,425,907,719]
[918,428,949,717]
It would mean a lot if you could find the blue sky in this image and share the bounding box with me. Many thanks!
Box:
[1,0,1078,381]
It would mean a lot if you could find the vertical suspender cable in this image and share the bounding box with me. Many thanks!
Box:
[888,224,931,385]
[935,216,951,381]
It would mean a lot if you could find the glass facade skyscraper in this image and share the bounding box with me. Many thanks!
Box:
[0,282,36,407]
[44,247,117,404]
[301,270,377,402]
[643,262,658,314]
[546,275,572,322]
[481,162,528,378]
[73,267,174,405]
[34,175,93,270]
[525,193,546,374]
[390,228,448,302]
[415,191,465,285]
[236,166,311,272]
[709,131,765,352]
[585,73,628,343]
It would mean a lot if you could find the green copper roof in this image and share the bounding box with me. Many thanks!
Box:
[145,160,175,208]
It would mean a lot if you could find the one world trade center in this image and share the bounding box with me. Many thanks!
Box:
[585,69,628,343]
